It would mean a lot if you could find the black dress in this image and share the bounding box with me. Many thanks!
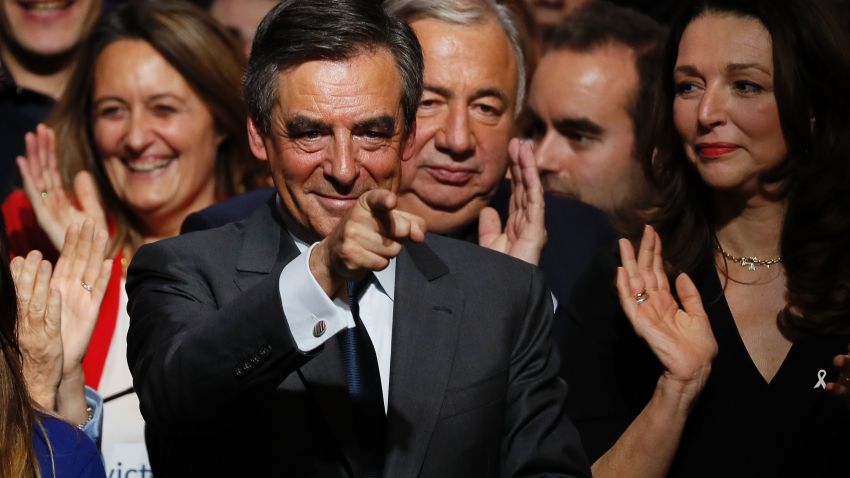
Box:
[559,250,850,477]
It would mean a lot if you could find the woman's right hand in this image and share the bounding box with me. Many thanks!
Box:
[616,225,718,399]
[16,123,108,251]
[11,250,63,411]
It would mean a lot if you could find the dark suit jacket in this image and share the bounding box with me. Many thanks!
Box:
[127,199,590,477]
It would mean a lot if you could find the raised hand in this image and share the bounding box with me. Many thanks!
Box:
[311,189,426,297]
[49,219,112,424]
[616,225,718,398]
[16,123,108,251]
[478,138,547,265]
[10,250,63,410]
[51,220,112,376]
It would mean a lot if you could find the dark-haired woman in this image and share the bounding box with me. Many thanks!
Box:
[2,0,267,471]
[560,0,850,476]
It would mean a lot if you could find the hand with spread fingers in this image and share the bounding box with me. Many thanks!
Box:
[50,219,113,424]
[615,225,718,398]
[311,189,426,298]
[826,344,850,406]
[10,219,112,424]
[16,123,108,251]
[10,250,63,411]
[479,138,547,266]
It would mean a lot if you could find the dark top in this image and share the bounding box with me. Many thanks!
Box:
[0,61,54,202]
[561,250,850,477]
[33,415,106,478]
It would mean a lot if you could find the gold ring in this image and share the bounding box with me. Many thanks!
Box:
[40,190,48,199]
[635,289,649,304]
[81,282,93,292]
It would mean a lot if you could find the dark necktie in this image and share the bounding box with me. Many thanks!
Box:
[338,279,385,478]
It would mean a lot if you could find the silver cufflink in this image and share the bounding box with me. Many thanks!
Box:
[313,319,327,338]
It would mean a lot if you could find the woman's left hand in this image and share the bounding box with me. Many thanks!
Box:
[11,251,63,411]
[50,219,112,378]
[50,219,112,424]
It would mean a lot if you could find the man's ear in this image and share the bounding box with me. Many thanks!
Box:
[401,121,417,162]
[247,117,269,161]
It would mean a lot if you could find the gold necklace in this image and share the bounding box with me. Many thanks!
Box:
[716,243,782,271]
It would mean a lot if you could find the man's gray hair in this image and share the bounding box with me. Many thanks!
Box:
[384,0,526,115]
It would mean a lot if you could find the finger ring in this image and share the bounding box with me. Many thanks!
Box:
[635,289,649,304]
[40,190,48,199]
[81,282,93,292]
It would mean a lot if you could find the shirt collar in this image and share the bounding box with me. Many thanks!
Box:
[276,194,395,300]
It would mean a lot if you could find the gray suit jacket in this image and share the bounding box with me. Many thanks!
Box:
[127,199,590,477]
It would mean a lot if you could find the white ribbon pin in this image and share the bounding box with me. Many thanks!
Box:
[814,369,827,389]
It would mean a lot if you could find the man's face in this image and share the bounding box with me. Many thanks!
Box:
[527,45,645,214]
[399,18,518,222]
[248,50,412,239]
[0,0,101,57]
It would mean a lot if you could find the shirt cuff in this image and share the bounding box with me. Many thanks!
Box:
[83,386,103,448]
[279,243,353,352]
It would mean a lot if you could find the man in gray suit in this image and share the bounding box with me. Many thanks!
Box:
[126,0,589,476]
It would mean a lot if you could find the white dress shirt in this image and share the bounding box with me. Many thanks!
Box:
[278,233,395,412]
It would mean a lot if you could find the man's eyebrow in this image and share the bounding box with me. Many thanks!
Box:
[284,115,329,133]
[424,84,452,98]
[524,107,543,125]
[553,117,603,136]
[471,88,509,105]
[354,115,396,133]
[520,107,546,137]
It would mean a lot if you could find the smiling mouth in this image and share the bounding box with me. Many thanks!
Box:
[17,0,76,12]
[123,156,175,174]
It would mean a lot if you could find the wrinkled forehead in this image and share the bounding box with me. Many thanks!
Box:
[273,50,406,132]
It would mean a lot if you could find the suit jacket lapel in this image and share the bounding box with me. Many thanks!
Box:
[233,198,299,292]
[384,239,464,477]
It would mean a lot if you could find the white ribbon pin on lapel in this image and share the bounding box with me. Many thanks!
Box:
[813,369,827,389]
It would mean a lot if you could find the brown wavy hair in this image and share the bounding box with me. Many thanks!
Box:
[647,0,850,335]
[49,0,268,257]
